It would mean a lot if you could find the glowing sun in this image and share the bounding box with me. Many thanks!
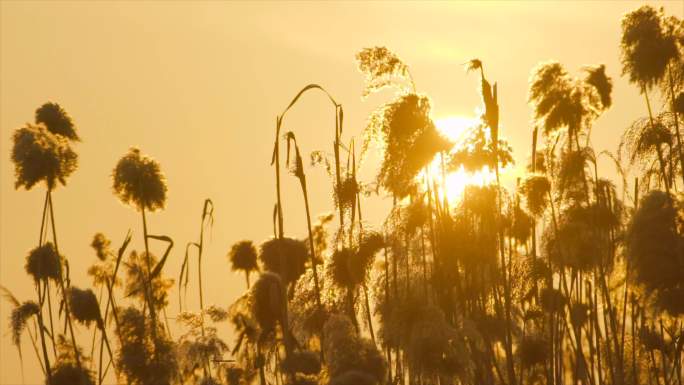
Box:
[429,116,497,203]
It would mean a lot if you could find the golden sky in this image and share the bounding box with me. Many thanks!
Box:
[1,1,681,383]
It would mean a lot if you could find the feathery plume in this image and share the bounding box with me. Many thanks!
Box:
[12,123,78,190]
[112,147,167,211]
[25,242,62,282]
[35,102,79,141]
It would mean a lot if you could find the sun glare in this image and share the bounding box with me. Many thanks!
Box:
[429,116,497,203]
[434,116,479,143]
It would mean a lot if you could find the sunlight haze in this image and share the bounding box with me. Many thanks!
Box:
[1,1,682,384]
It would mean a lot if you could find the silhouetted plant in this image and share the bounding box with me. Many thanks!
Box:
[250,272,290,385]
[87,230,130,384]
[621,5,682,189]
[323,315,386,385]
[68,287,100,326]
[517,335,548,368]
[51,335,95,385]
[289,269,331,345]
[621,6,678,90]
[10,108,85,378]
[112,147,170,337]
[335,177,359,213]
[1,286,41,382]
[521,175,551,217]
[356,46,414,96]
[509,201,533,244]
[544,205,613,271]
[285,131,327,355]
[229,240,259,289]
[529,61,612,150]
[12,123,78,190]
[11,107,82,372]
[448,123,513,173]
[68,286,118,383]
[176,311,230,383]
[368,93,451,198]
[35,102,80,141]
[10,301,40,350]
[25,242,62,282]
[309,213,334,257]
[620,112,676,189]
[51,361,95,385]
[116,306,178,385]
[90,233,111,262]
[627,191,684,315]
[227,295,260,381]
[584,64,613,109]
[112,147,167,212]
[259,238,309,286]
[406,305,466,379]
[124,250,174,309]
[251,272,287,334]
[330,247,373,290]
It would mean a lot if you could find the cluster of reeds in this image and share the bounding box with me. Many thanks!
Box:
[4,5,684,385]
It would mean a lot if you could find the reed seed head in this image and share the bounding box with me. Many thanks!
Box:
[12,123,78,190]
[25,242,62,282]
[112,147,168,212]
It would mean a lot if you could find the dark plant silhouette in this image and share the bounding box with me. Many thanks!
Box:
[12,123,78,191]
[11,103,84,382]
[112,147,170,338]
[627,191,684,315]
[621,5,683,189]
[35,102,80,141]
[116,306,178,385]
[259,237,309,288]
[323,314,386,385]
[112,148,167,212]
[229,240,259,289]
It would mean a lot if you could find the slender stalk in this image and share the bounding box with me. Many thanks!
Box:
[274,117,284,240]
[355,178,376,344]
[38,189,49,246]
[531,127,540,299]
[189,200,213,378]
[140,207,158,337]
[383,241,392,383]
[27,319,46,376]
[44,281,57,358]
[334,106,345,234]
[667,65,684,187]
[35,282,52,384]
[98,232,130,385]
[47,190,81,368]
[35,190,56,379]
[90,286,103,368]
[300,172,325,360]
[97,317,116,385]
[98,327,104,385]
[643,85,671,192]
